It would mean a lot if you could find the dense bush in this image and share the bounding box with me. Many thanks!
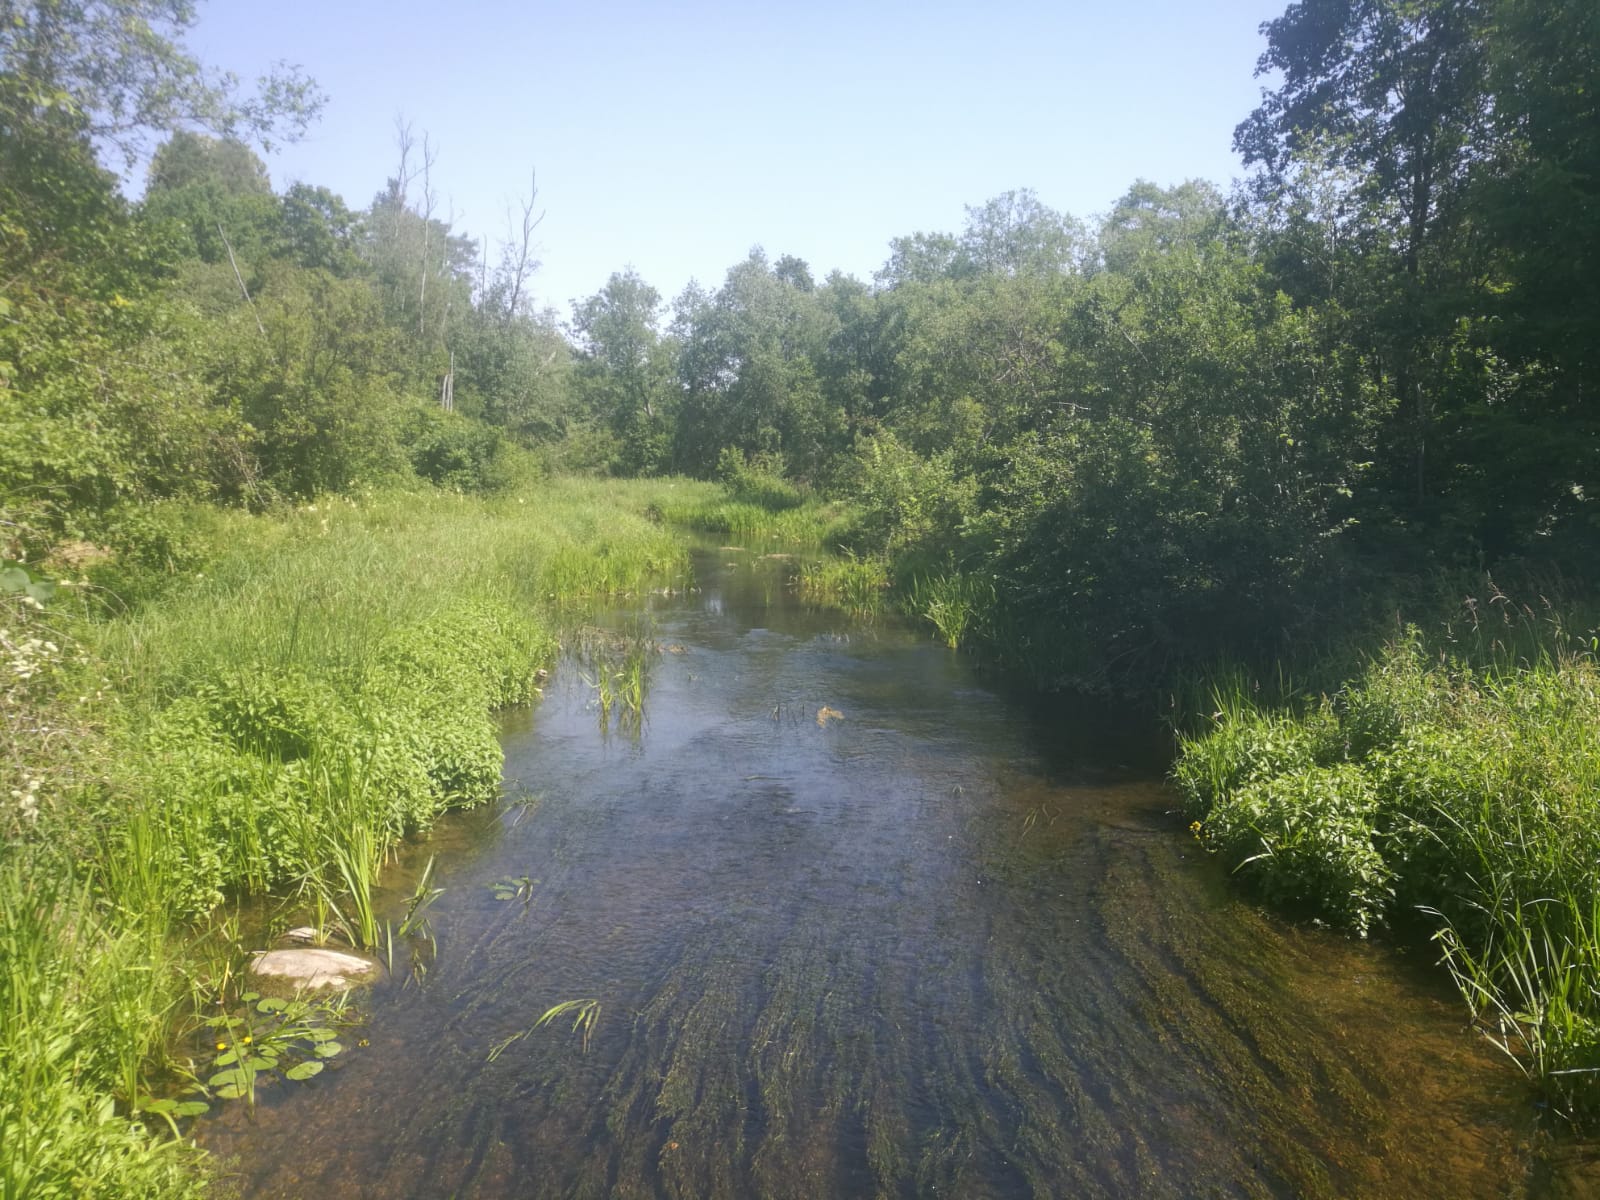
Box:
[1176,630,1600,1115]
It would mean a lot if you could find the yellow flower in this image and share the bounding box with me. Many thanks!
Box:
[241,1035,252,1045]
[215,1041,227,1052]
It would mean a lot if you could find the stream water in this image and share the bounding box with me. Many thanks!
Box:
[197,545,1582,1198]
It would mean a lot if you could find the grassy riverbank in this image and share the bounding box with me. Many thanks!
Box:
[0,478,710,1197]
[1172,587,1600,1120]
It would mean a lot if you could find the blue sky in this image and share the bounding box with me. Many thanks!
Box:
[188,0,1284,315]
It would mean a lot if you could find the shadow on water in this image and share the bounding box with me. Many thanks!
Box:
[196,544,1587,1198]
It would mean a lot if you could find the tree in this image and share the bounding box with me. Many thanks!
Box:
[571,270,675,472]
[1234,0,1491,277]
[280,183,363,275]
[0,0,323,166]
[672,250,840,477]
[142,132,282,263]
[959,189,1086,277]
[1098,179,1227,274]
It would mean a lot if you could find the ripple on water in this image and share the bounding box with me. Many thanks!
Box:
[195,546,1572,1199]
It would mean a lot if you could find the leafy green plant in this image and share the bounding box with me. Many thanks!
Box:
[144,990,351,1120]
[1,561,57,607]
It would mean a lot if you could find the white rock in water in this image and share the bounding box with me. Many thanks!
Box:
[249,947,381,990]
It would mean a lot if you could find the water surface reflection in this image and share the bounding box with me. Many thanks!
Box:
[198,549,1553,1198]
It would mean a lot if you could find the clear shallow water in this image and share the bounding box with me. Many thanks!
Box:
[197,547,1569,1198]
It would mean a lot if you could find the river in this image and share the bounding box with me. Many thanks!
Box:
[195,544,1574,1198]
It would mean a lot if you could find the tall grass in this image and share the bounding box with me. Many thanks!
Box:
[0,478,702,1194]
[1174,586,1600,1119]
[651,474,853,549]
[796,553,890,616]
[904,572,996,649]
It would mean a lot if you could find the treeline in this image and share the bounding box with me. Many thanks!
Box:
[570,0,1600,684]
[3,109,571,569]
[4,0,1597,687]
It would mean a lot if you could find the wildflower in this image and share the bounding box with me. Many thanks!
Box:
[241,1035,252,1045]
[1189,820,1204,838]
[216,1041,228,1052]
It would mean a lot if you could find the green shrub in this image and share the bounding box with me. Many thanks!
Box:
[1171,701,1339,818]
[401,406,531,494]
[1176,621,1600,1110]
[1203,762,1393,936]
[716,448,805,510]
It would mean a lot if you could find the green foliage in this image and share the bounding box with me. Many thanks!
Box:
[716,449,805,510]
[796,553,890,617]
[0,854,204,1199]
[401,406,530,494]
[1203,762,1393,937]
[0,479,698,1195]
[904,572,996,650]
[842,434,975,571]
[1177,616,1600,1113]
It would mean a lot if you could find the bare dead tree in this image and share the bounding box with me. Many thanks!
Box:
[217,222,266,340]
[386,118,420,317]
[440,199,458,336]
[502,168,544,320]
[417,132,438,338]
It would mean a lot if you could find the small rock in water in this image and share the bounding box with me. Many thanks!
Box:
[249,948,380,991]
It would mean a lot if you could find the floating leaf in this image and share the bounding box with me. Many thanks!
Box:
[255,996,289,1013]
[313,1040,344,1058]
[284,1061,324,1081]
[173,1100,211,1117]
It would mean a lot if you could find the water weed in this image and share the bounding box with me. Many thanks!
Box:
[484,996,603,1062]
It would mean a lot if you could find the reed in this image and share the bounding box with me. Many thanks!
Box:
[796,553,890,616]
[905,572,996,649]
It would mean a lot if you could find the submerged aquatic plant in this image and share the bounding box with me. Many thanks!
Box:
[486,998,602,1061]
[490,874,536,903]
